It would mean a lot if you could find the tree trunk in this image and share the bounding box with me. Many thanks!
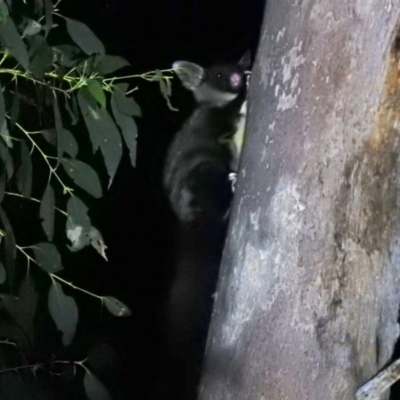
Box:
[199,1,400,399]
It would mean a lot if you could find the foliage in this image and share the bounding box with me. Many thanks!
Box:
[0,0,176,398]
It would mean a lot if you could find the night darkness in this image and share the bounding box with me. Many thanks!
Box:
[57,0,265,398]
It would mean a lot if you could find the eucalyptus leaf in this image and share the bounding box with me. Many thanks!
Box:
[66,195,91,251]
[114,84,142,117]
[0,206,15,289]
[40,184,55,242]
[0,139,13,179]
[77,88,101,151]
[98,55,130,75]
[65,18,105,56]
[0,13,29,69]
[10,90,20,128]
[41,128,78,158]
[104,296,131,317]
[0,323,29,351]
[58,128,78,158]
[61,158,102,198]
[52,94,63,164]
[84,370,112,400]
[88,226,107,260]
[26,34,43,57]
[87,79,106,108]
[0,170,5,203]
[0,2,9,23]
[65,93,79,125]
[33,242,63,273]
[111,95,137,167]
[33,0,43,13]
[0,261,6,284]
[0,83,5,133]
[29,40,53,79]
[53,44,81,67]
[96,107,123,187]
[67,195,91,230]
[16,140,32,198]
[0,120,12,148]
[22,19,42,37]
[44,0,53,38]
[1,274,37,342]
[78,89,122,186]
[41,128,56,146]
[48,281,78,346]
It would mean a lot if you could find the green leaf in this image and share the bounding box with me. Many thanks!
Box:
[65,93,79,125]
[84,370,112,400]
[67,196,90,231]
[41,128,56,145]
[103,296,131,317]
[16,140,32,198]
[33,0,44,12]
[1,274,37,342]
[44,0,53,38]
[52,44,82,67]
[77,88,101,151]
[0,13,29,69]
[0,83,5,133]
[78,89,122,186]
[66,196,91,251]
[29,39,53,79]
[10,90,20,128]
[0,2,9,23]
[0,170,5,203]
[22,19,42,37]
[97,108,122,187]
[0,323,30,351]
[0,261,6,284]
[114,84,142,117]
[33,242,63,273]
[65,18,105,56]
[52,94,63,164]
[111,95,137,167]
[43,126,78,159]
[0,138,13,179]
[58,128,78,158]
[48,281,78,346]
[27,34,43,57]
[40,184,55,242]
[87,79,106,108]
[61,158,102,198]
[97,55,130,75]
[0,206,15,289]
[0,120,12,148]
[88,226,107,260]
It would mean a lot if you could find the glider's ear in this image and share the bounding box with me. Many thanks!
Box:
[172,61,205,91]
[238,50,252,70]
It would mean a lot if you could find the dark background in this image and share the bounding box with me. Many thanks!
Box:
[57,0,265,398]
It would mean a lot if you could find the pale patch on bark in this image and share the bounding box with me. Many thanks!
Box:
[277,40,305,111]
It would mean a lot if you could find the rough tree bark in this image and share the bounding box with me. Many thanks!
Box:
[199,1,400,399]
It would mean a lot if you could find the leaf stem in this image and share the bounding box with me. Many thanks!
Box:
[4,192,68,216]
[50,274,103,301]
[14,122,73,195]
